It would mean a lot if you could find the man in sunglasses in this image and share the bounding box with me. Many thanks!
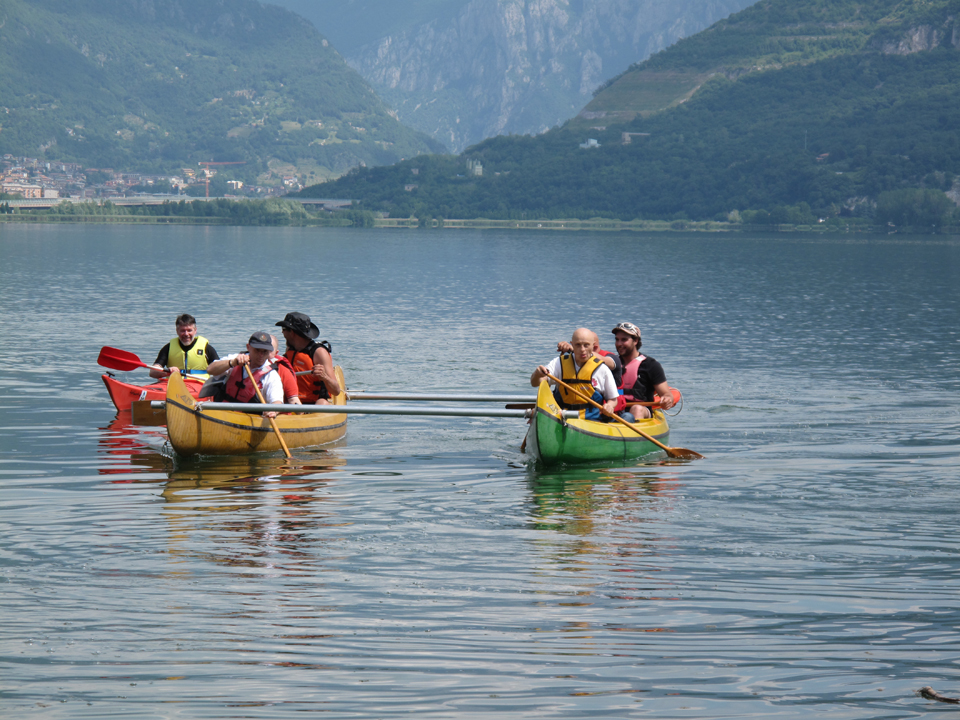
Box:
[611,321,675,419]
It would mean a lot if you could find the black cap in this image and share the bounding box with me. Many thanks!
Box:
[247,331,274,350]
[276,312,319,339]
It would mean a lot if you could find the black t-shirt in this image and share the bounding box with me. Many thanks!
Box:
[600,350,623,386]
[154,338,219,367]
[623,355,667,402]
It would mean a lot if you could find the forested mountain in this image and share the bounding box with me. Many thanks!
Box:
[300,0,960,225]
[0,0,443,184]
[273,0,755,152]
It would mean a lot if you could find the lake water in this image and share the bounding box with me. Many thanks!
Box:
[1,224,959,719]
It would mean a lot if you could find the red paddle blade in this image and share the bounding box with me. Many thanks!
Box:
[97,346,149,372]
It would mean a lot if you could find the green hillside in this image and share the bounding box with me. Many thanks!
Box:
[301,0,960,225]
[0,0,444,183]
[577,0,958,126]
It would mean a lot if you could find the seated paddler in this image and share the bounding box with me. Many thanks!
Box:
[203,331,283,417]
[149,313,219,380]
[530,327,619,420]
[275,312,340,404]
[611,321,675,419]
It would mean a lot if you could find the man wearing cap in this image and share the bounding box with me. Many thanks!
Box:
[203,331,283,414]
[611,322,675,419]
[531,328,619,421]
[276,312,340,404]
[149,313,219,380]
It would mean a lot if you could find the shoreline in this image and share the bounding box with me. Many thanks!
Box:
[3,213,954,235]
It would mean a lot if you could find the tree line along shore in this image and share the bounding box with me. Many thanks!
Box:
[2,194,958,234]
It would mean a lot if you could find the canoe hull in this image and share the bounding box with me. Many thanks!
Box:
[102,373,204,413]
[525,381,669,465]
[165,369,347,456]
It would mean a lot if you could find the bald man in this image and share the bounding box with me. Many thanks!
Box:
[531,328,619,420]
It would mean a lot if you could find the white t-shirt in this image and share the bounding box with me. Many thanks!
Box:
[543,356,619,400]
[222,354,283,404]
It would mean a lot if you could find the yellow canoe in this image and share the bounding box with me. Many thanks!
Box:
[165,368,348,456]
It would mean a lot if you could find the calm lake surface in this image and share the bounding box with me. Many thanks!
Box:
[1,224,959,719]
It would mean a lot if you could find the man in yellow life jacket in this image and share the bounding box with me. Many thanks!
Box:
[275,312,341,404]
[149,313,219,380]
[531,327,619,420]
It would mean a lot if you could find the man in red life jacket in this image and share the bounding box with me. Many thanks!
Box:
[531,328,619,421]
[203,331,283,418]
[612,321,675,420]
[275,312,341,404]
[269,334,301,405]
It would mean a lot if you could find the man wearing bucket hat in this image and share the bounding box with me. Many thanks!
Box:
[611,321,675,419]
[276,312,340,404]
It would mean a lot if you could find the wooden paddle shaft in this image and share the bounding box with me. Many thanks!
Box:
[244,363,292,459]
[545,373,702,459]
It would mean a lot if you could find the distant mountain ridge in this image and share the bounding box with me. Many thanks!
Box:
[301,0,960,225]
[275,0,755,152]
[0,0,443,185]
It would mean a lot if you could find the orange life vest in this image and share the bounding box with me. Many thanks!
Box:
[283,339,332,403]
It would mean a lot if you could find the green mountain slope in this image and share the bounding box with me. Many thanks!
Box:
[578,0,960,126]
[302,0,960,223]
[0,0,444,183]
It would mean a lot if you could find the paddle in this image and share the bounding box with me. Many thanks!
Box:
[98,346,204,375]
[244,363,292,459]
[545,373,703,460]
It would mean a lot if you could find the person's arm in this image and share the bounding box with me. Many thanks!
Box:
[556,341,572,354]
[531,365,550,386]
[598,367,618,414]
[205,344,220,363]
[206,353,242,377]
[149,344,171,379]
[653,380,675,409]
[311,346,340,401]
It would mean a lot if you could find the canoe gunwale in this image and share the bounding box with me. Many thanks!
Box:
[166,397,347,435]
[533,406,670,444]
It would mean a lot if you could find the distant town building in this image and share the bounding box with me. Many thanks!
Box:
[579,138,600,149]
[466,159,483,176]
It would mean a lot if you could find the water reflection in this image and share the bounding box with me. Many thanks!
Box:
[528,466,678,536]
[97,412,350,574]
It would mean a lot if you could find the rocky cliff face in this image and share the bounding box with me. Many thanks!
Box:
[346,0,754,151]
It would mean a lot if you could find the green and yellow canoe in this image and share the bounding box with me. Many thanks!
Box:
[524,380,670,465]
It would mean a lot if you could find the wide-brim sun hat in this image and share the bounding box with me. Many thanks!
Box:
[276,311,319,339]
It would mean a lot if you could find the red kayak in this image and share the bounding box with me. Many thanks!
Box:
[102,373,205,413]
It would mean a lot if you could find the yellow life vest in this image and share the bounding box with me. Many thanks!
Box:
[557,353,603,411]
[167,336,210,380]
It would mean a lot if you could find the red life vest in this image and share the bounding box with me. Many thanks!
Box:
[223,363,272,403]
[620,354,648,400]
[284,339,332,402]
